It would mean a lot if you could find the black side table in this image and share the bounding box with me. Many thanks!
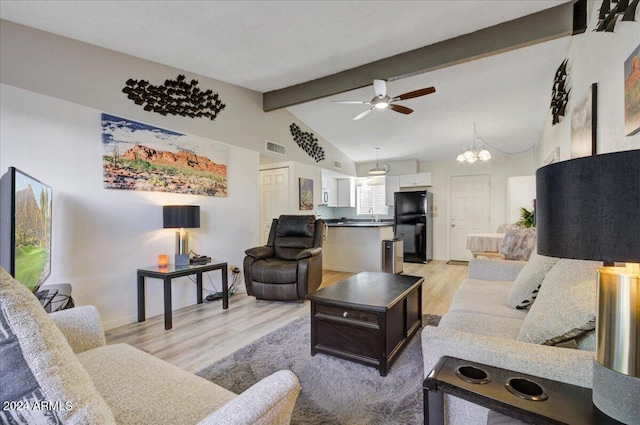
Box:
[423,356,622,425]
[137,262,228,330]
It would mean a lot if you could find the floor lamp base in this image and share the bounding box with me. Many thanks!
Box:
[593,360,640,424]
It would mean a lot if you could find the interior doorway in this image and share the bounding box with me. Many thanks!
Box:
[449,174,491,261]
[259,167,290,244]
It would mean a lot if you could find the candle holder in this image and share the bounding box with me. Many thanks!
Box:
[158,254,168,268]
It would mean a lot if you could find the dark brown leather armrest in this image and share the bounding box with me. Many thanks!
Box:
[296,247,322,260]
[245,246,275,260]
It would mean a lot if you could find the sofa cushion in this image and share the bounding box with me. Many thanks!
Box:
[250,258,297,283]
[438,311,524,340]
[0,267,115,424]
[78,343,236,425]
[517,259,600,346]
[507,250,559,309]
[447,279,528,320]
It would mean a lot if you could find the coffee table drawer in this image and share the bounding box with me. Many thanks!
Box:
[316,320,379,361]
[315,304,378,324]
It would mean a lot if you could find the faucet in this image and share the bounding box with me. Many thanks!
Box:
[369,208,379,222]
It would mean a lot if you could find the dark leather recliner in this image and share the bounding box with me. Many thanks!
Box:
[244,215,325,301]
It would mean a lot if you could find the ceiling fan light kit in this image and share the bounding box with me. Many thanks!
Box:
[333,79,435,120]
[368,147,390,175]
[456,123,492,164]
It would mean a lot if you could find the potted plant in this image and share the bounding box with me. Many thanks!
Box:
[516,207,535,228]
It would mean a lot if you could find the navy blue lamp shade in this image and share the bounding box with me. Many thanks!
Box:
[163,205,200,229]
[535,149,640,263]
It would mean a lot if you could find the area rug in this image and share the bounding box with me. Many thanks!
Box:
[446,260,469,266]
[197,314,441,425]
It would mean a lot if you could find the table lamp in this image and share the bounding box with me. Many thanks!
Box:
[535,149,639,424]
[163,205,200,266]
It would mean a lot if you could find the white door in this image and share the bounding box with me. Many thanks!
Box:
[260,167,290,244]
[450,174,491,261]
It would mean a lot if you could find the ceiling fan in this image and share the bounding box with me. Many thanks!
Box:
[332,79,435,120]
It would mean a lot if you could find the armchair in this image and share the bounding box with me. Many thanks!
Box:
[244,215,325,301]
[0,266,300,425]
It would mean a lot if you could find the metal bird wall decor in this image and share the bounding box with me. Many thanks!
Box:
[596,0,639,32]
[550,59,570,125]
[122,74,226,120]
[290,123,325,162]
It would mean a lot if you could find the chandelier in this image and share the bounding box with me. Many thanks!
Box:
[456,123,492,163]
[368,147,390,175]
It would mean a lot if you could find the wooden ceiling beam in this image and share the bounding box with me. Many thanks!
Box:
[263,1,583,111]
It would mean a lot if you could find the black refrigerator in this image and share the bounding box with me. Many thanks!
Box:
[394,190,433,263]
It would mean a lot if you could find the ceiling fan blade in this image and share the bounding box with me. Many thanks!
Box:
[373,79,387,98]
[332,100,370,104]
[353,107,375,120]
[393,86,436,101]
[388,104,414,115]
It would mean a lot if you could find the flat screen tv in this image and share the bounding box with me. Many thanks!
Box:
[0,167,53,292]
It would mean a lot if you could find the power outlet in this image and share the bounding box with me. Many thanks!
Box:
[230,265,240,274]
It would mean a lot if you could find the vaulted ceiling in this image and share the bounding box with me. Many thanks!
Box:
[0,1,575,164]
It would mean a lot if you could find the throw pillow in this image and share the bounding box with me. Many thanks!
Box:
[507,249,559,309]
[499,228,537,261]
[517,259,600,346]
[0,267,115,424]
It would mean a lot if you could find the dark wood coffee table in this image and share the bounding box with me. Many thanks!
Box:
[307,271,423,376]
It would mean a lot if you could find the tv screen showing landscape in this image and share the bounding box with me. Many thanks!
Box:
[0,167,52,292]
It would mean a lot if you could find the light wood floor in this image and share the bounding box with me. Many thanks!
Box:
[105,260,468,373]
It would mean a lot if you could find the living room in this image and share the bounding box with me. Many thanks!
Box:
[1,1,639,424]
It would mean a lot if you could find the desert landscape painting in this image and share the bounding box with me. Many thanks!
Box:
[102,114,227,196]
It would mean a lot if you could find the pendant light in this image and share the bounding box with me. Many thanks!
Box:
[456,123,492,163]
[368,147,390,175]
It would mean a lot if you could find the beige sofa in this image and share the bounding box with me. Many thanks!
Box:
[0,267,300,425]
[422,254,600,424]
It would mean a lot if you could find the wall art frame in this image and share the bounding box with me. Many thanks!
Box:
[299,178,314,211]
[624,44,640,136]
[570,83,598,159]
[101,114,228,196]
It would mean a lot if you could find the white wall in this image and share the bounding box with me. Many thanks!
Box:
[0,20,357,330]
[0,85,260,329]
[536,2,640,165]
[0,20,356,176]
[419,152,536,260]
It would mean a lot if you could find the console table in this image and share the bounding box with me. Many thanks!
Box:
[137,262,228,330]
[423,356,622,425]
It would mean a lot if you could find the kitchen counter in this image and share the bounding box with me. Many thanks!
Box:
[323,223,394,273]
[326,222,393,228]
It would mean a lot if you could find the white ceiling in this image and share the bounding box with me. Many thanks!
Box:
[0,0,572,164]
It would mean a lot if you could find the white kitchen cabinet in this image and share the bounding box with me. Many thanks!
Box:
[321,178,338,207]
[385,175,399,206]
[337,178,355,207]
[398,172,432,188]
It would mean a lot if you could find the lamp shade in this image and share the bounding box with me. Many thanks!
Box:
[163,205,200,229]
[535,149,640,263]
